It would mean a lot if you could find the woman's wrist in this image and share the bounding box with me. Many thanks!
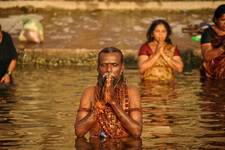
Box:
[219,47,224,52]
[6,70,12,76]
[165,56,172,63]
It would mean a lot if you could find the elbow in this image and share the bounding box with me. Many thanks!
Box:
[131,126,142,138]
[138,66,146,75]
[177,63,184,73]
[75,128,86,138]
[139,69,144,75]
[12,59,17,64]
[75,125,86,138]
[138,63,146,75]
[178,66,183,73]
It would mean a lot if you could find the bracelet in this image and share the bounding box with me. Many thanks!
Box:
[6,70,12,76]
[219,47,224,52]
[166,57,172,62]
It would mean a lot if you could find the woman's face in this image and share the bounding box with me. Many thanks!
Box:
[153,24,168,43]
[216,14,225,31]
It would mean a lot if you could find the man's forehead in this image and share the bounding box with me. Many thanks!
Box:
[99,53,121,63]
[100,60,119,64]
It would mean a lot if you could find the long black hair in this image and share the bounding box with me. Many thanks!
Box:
[213,4,225,24]
[146,19,172,44]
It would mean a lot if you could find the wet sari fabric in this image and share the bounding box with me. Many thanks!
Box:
[201,27,225,79]
[139,43,178,81]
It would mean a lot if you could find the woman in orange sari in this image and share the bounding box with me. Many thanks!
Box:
[200,4,225,80]
[138,19,183,81]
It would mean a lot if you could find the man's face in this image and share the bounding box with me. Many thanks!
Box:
[98,52,124,80]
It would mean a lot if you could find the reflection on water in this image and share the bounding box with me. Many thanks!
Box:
[75,137,142,150]
[0,67,224,149]
[197,80,225,149]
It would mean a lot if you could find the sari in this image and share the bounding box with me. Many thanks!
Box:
[143,44,176,81]
[202,35,225,79]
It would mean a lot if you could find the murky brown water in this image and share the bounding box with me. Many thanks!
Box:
[0,8,213,51]
[0,66,224,149]
[0,7,224,149]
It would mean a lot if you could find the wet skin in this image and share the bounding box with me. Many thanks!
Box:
[75,52,142,138]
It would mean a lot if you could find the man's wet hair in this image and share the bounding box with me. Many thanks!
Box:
[213,4,225,23]
[97,47,124,66]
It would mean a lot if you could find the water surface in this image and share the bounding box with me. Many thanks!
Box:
[0,9,213,51]
[0,67,224,149]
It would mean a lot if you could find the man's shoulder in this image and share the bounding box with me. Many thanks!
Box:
[80,86,96,103]
[127,85,141,104]
[83,86,96,94]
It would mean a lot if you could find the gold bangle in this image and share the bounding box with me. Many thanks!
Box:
[219,47,224,52]
[166,57,172,62]
[6,70,12,76]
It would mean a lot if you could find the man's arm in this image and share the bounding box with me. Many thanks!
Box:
[108,86,142,138]
[75,86,97,137]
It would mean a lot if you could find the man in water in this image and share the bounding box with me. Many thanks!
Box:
[75,47,142,139]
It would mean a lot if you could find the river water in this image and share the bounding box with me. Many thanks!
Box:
[0,8,213,51]
[0,66,224,149]
[0,6,224,150]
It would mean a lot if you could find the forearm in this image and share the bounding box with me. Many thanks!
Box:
[7,59,17,72]
[139,54,160,74]
[75,111,97,137]
[204,47,224,61]
[162,55,183,72]
[109,101,142,137]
